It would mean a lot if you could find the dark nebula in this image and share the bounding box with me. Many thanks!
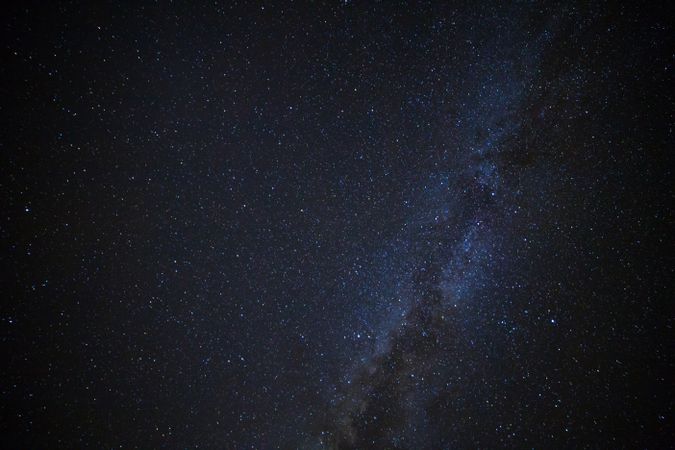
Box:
[2,1,673,448]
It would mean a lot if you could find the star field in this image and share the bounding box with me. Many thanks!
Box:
[1,1,673,448]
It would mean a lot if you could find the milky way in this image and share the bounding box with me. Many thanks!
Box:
[2,1,673,448]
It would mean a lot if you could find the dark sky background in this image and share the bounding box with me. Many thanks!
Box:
[1,1,673,448]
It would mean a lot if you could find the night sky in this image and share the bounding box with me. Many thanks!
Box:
[2,1,673,448]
